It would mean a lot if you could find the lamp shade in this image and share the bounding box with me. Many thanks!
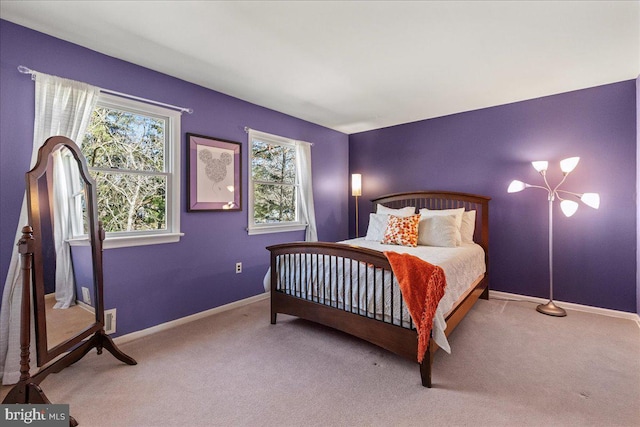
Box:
[531,161,548,173]
[507,180,527,193]
[351,174,362,197]
[581,192,600,209]
[560,157,580,174]
[560,200,579,217]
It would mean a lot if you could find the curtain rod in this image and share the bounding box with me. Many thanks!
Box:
[18,65,194,114]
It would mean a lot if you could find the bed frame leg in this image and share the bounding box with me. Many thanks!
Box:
[419,359,432,388]
[271,311,277,325]
[480,285,489,300]
[419,346,433,388]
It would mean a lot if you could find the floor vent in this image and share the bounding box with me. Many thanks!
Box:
[104,309,116,335]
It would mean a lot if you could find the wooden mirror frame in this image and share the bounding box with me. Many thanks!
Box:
[27,136,104,366]
[2,136,136,425]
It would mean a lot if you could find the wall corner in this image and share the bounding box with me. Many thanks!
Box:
[636,75,639,316]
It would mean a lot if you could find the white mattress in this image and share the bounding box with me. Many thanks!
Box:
[266,239,486,354]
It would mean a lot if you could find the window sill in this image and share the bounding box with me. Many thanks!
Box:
[68,232,184,249]
[247,224,307,236]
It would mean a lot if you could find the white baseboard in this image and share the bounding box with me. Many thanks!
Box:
[489,290,640,327]
[76,300,96,315]
[113,290,639,345]
[113,292,270,345]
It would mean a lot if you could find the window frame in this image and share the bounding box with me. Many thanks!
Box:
[247,129,306,235]
[70,93,183,249]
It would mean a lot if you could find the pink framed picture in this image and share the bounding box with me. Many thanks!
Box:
[188,133,241,211]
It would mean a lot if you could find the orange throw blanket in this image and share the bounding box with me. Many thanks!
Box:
[384,251,447,363]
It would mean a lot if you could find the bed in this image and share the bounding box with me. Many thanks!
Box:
[266,191,490,387]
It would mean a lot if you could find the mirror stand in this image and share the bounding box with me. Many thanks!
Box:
[2,136,137,426]
[2,226,136,426]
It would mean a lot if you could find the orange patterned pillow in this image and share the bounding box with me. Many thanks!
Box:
[381,214,420,247]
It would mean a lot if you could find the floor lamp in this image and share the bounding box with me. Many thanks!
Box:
[508,157,600,317]
[352,174,362,237]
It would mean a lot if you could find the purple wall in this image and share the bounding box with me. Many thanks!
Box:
[0,20,349,336]
[350,81,637,313]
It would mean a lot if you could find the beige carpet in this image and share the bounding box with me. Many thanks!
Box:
[44,295,96,349]
[2,297,639,426]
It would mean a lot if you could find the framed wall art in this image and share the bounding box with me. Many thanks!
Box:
[188,133,241,211]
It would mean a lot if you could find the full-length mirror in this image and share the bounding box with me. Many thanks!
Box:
[26,136,104,366]
[3,136,135,423]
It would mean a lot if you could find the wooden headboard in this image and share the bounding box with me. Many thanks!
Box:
[371,190,491,267]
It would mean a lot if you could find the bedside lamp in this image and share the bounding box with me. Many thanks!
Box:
[352,174,362,237]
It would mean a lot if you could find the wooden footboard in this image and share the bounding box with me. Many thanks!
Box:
[267,191,490,388]
[268,242,415,353]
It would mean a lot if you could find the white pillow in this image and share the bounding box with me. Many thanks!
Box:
[460,210,476,243]
[417,214,459,247]
[418,207,465,245]
[376,204,415,217]
[365,213,389,241]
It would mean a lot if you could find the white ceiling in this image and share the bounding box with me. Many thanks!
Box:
[1,1,638,134]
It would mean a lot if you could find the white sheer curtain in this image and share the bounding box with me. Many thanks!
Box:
[295,141,318,242]
[262,140,318,292]
[0,73,99,384]
[52,149,80,309]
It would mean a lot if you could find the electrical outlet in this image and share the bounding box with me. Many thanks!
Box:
[235,262,242,274]
[81,287,91,305]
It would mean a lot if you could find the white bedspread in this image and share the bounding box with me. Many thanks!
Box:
[341,238,485,353]
[265,238,486,354]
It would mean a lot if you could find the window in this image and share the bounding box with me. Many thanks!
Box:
[248,129,307,235]
[80,94,182,248]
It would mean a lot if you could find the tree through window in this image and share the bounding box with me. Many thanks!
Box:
[248,130,307,235]
[252,140,297,223]
[80,94,181,246]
